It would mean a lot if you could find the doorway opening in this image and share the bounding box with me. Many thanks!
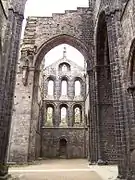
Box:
[59,138,67,158]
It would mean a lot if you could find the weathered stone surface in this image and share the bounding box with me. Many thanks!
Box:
[40,53,86,158]
[2,0,135,179]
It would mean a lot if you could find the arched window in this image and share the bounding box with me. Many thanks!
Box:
[62,64,68,72]
[74,107,81,123]
[59,63,71,71]
[47,107,53,124]
[61,80,67,95]
[75,80,81,96]
[48,80,54,95]
[61,107,67,123]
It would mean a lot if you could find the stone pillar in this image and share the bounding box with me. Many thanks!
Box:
[55,105,60,127]
[68,78,74,100]
[88,69,98,163]
[28,69,40,162]
[0,8,24,178]
[106,10,128,178]
[127,86,135,179]
[8,68,35,163]
[56,77,61,99]
[68,104,73,127]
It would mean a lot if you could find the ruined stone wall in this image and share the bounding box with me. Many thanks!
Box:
[0,0,25,168]
[41,57,87,158]
[22,7,93,53]
[120,0,135,178]
[43,58,86,102]
[41,128,86,158]
[90,0,135,177]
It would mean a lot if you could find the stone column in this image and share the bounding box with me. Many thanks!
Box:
[68,104,73,127]
[9,67,35,163]
[68,78,74,100]
[106,9,128,178]
[88,69,98,163]
[28,69,40,162]
[0,8,24,178]
[127,86,135,179]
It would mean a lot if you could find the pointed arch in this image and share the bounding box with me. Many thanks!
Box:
[34,34,92,69]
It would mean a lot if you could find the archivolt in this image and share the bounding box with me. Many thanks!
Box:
[34,34,92,69]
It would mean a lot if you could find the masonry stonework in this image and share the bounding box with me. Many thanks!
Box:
[1,0,135,179]
[8,7,93,164]
[40,53,86,159]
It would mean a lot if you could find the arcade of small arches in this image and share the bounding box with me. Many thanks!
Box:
[41,48,86,131]
[45,104,83,127]
[47,77,82,97]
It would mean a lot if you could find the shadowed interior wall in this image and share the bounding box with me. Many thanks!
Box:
[96,12,116,163]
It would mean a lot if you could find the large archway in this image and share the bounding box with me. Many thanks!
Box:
[29,35,91,161]
[8,32,92,163]
[7,0,94,164]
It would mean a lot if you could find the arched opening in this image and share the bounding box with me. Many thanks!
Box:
[8,0,94,167]
[59,62,71,72]
[48,79,54,96]
[16,34,91,163]
[59,138,67,158]
[44,104,55,127]
[30,35,90,158]
[75,80,81,96]
[74,77,84,97]
[61,79,68,96]
[60,104,68,126]
[96,12,116,163]
[46,106,54,126]
[73,104,82,125]
[74,107,81,123]
[62,64,68,72]
[34,35,90,68]
[61,107,67,121]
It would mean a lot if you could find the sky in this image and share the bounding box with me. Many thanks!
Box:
[45,44,85,67]
[24,0,89,17]
[23,0,89,67]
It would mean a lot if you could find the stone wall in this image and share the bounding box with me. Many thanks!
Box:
[41,128,87,159]
[90,0,135,177]
[0,0,25,178]
[43,57,86,102]
[120,0,135,178]
[40,54,87,159]
[22,7,93,55]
